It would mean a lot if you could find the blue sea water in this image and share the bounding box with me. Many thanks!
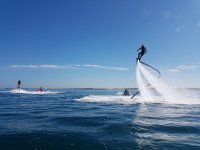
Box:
[0,88,200,150]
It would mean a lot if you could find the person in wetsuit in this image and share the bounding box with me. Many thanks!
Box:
[17,80,21,89]
[123,89,130,96]
[137,45,147,61]
[38,86,43,92]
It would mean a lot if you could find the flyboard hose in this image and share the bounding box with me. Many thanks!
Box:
[131,60,161,99]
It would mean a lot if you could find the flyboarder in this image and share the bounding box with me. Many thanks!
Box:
[37,86,44,92]
[131,46,161,99]
[137,45,147,62]
[17,80,21,89]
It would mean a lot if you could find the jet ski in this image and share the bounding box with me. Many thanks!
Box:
[37,86,44,92]
[122,89,131,96]
[37,89,44,92]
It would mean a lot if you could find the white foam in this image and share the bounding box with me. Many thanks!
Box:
[116,91,124,95]
[76,94,174,104]
[136,63,154,101]
[76,94,200,105]
[9,89,61,94]
[136,61,200,104]
[76,95,137,104]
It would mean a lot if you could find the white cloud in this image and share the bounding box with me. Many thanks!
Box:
[39,65,60,68]
[167,69,180,72]
[9,65,77,69]
[175,25,185,32]
[167,65,199,72]
[9,64,129,71]
[177,65,199,71]
[81,64,129,71]
[10,65,39,68]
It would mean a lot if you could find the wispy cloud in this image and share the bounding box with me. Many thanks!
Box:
[167,69,180,72]
[167,65,199,72]
[81,64,128,71]
[175,25,185,32]
[162,10,172,18]
[9,64,129,71]
[9,65,77,69]
[177,65,199,70]
[10,65,38,68]
[70,64,129,71]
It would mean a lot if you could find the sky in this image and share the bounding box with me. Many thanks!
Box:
[0,0,200,88]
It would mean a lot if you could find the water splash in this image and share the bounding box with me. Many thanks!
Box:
[76,95,136,104]
[138,61,180,102]
[10,89,62,94]
[136,63,154,101]
[136,61,200,104]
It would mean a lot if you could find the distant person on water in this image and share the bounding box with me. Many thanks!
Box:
[137,45,147,61]
[123,89,130,96]
[17,80,21,89]
[38,86,43,92]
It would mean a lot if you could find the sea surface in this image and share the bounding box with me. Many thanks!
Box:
[0,88,200,150]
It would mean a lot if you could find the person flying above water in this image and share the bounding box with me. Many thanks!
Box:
[17,80,21,89]
[137,45,147,61]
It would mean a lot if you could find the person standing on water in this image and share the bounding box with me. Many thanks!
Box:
[17,80,21,89]
[38,86,43,92]
[137,44,147,61]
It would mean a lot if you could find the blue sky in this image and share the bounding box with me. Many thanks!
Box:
[0,0,200,88]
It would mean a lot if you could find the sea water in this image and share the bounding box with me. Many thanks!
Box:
[0,88,200,149]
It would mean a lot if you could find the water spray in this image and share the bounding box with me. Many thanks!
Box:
[131,58,161,99]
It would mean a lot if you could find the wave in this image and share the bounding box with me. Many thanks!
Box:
[76,94,200,105]
[76,95,138,104]
[9,89,62,95]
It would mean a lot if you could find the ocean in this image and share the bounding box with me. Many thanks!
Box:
[0,88,200,149]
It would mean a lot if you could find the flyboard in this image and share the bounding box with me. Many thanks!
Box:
[131,58,161,99]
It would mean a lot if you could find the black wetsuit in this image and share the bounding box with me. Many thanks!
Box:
[17,80,21,88]
[137,45,147,61]
[123,89,130,96]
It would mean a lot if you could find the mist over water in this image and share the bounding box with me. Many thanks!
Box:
[136,61,200,104]
[136,63,154,101]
